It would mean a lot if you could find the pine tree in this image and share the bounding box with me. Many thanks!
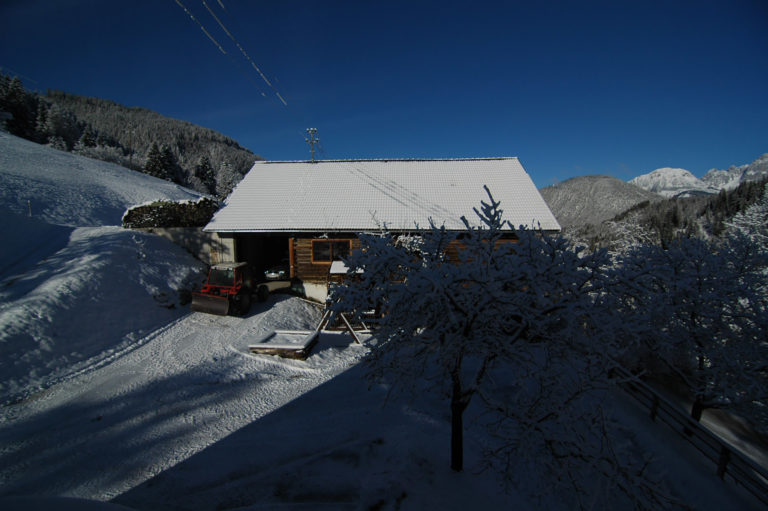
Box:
[194,155,216,193]
[144,142,170,180]
[34,101,50,143]
[44,104,82,150]
[160,144,179,182]
[0,75,38,139]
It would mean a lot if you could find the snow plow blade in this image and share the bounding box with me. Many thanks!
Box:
[190,293,230,315]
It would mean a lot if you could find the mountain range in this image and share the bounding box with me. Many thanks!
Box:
[541,153,768,229]
[630,154,768,199]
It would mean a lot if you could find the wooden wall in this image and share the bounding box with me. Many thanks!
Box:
[292,235,361,286]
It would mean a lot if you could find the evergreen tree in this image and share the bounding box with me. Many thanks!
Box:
[160,144,180,182]
[0,75,38,139]
[194,155,216,193]
[34,101,50,143]
[44,103,82,150]
[78,126,97,148]
[47,135,67,151]
[144,142,170,180]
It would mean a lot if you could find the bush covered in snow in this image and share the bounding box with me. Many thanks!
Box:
[122,198,219,228]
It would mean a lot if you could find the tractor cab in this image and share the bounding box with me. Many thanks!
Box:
[191,262,253,315]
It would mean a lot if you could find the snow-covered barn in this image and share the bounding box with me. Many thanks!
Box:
[204,158,560,301]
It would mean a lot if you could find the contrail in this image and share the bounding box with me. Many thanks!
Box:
[174,0,227,55]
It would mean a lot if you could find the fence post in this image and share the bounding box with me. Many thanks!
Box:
[717,446,731,479]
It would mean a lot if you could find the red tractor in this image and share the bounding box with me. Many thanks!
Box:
[191,262,253,316]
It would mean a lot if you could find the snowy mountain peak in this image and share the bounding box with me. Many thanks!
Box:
[631,154,768,198]
[703,153,768,191]
[629,167,718,198]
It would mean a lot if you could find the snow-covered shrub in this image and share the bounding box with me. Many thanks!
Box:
[122,198,219,228]
[331,188,672,508]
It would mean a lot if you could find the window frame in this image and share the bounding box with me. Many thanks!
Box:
[311,239,352,264]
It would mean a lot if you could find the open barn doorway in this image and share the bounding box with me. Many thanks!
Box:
[235,234,291,282]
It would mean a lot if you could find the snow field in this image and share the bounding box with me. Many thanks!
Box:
[0,225,206,405]
[0,295,367,501]
[0,131,200,227]
[0,131,210,405]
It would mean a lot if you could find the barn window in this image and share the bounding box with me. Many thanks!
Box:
[312,239,351,263]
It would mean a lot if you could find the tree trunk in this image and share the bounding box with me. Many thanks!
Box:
[450,370,469,472]
[451,394,464,472]
[684,399,706,436]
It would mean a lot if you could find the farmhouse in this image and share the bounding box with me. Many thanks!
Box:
[203,158,560,302]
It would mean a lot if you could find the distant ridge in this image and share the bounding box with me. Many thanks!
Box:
[629,168,719,198]
[539,175,661,229]
[630,154,768,198]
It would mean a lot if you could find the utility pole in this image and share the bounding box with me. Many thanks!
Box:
[305,128,319,163]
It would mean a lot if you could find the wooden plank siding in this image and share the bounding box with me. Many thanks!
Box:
[292,233,518,288]
[292,235,361,286]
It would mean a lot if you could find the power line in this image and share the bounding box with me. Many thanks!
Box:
[174,0,227,55]
[174,0,267,98]
[174,1,326,157]
[202,2,270,87]
[200,0,288,106]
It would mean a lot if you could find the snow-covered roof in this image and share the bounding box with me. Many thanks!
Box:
[204,158,560,232]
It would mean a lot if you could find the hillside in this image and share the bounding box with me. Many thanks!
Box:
[569,176,768,252]
[0,75,260,198]
[0,131,207,403]
[0,131,202,227]
[44,90,261,197]
[539,175,661,228]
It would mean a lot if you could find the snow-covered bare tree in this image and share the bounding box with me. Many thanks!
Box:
[611,235,768,424]
[727,183,768,255]
[331,188,672,508]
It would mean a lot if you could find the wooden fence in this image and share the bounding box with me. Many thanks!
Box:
[613,366,768,506]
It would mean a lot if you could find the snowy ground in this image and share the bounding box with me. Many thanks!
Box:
[0,131,208,406]
[0,296,366,501]
[0,132,765,509]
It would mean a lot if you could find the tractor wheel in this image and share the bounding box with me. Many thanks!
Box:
[238,292,251,315]
[257,285,269,302]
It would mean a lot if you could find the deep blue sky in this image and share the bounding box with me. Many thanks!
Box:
[1,1,766,187]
